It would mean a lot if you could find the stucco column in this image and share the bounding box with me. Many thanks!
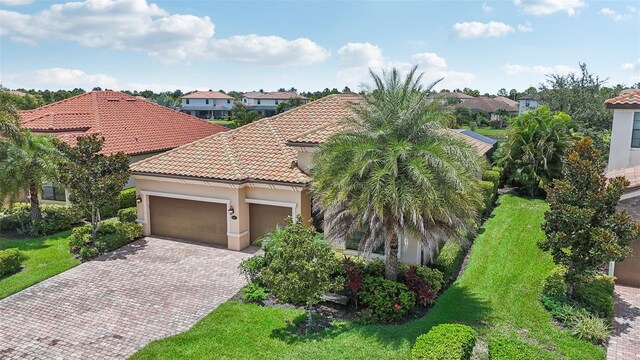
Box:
[227,186,250,251]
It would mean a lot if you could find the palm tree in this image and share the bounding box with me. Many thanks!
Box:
[311,67,485,281]
[0,129,61,224]
[0,98,23,142]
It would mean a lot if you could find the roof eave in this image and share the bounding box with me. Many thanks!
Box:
[605,103,640,109]
[131,171,308,187]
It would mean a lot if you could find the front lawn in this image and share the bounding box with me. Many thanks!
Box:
[462,125,507,141]
[131,194,603,359]
[0,231,80,299]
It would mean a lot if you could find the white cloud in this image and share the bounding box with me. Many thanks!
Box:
[337,43,474,90]
[1,68,119,90]
[452,21,515,39]
[502,64,577,75]
[599,7,636,21]
[621,59,640,82]
[514,0,586,16]
[210,35,330,65]
[482,3,493,13]
[0,0,33,5]
[0,0,329,65]
[517,21,534,32]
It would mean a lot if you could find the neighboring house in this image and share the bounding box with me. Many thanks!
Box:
[130,94,496,265]
[517,94,540,114]
[458,96,518,121]
[9,90,27,97]
[428,91,475,105]
[604,89,640,287]
[180,91,235,119]
[240,91,308,117]
[19,91,229,204]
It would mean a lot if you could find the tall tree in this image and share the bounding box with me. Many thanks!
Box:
[276,97,305,114]
[540,137,639,296]
[312,66,484,281]
[497,88,508,97]
[498,106,575,196]
[55,135,130,239]
[230,102,261,127]
[0,130,60,225]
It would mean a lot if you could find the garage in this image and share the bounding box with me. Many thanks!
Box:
[615,239,640,287]
[149,196,227,246]
[249,203,292,243]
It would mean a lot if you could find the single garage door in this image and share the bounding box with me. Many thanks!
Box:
[615,239,640,287]
[249,204,291,243]
[149,196,227,246]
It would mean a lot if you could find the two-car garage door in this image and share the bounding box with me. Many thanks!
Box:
[615,239,640,287]
[149,196,227,246]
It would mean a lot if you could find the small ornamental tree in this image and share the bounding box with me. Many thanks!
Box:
[55,135,130,240]
[539,137,640,296]
[262,217,337,327]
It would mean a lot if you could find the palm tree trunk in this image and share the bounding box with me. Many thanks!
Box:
[385,229,399,281]
[28,180,42,223]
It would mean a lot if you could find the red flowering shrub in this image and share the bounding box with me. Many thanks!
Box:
[341,257,364,308]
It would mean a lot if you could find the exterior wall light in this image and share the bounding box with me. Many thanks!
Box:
[136,195,143,204]
[228,206,235,216]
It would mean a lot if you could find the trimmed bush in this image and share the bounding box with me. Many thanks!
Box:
[118,188,137,209]
[68,219,142,261]
[239,255,266,283]
[398,264,445,294]
[482,170,500,191]
[0,248,21,277]
[488,337,556,360]
[479,180,496,215]
[0,203,83,235]
[242,283,268,304]
[363,258,385,278]
[358,276,415,324]
[541,266,567,299]
[569,312,611,344]
[432,241,465,283]
[411,323,477,360]
[117,207,138,223]
[574,275,615,319]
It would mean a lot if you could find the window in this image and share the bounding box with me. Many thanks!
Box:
[257,100,261,105]
[186,99,190,104]
[632,112,640,148]
[227,99,231,104]
[275,100,279,105]
[243,98,247,103]
[346,231,385,255]
[205,99,209,104]
[42,184,66,201]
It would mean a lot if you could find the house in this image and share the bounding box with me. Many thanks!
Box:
[240,91,308,117]
[8,90,27,97]
[428,91,475,105]
[457,96,518,121]
[19,91,229,203]
[130,94,496,265]
[180,91,235,119]
[604,89,640,287]
[517,94,540,114]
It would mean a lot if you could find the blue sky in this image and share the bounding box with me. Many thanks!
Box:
[0,0,638,93]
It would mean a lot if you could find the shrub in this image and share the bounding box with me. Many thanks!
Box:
[432,241,465,283]
[574,275,615,319]
[118,188,137,209]
[479,180,495,215]
[411,323,477,360]
[541,295,589,324]
[488,337,556,360]
[341,256,364,307]
[358,276,415,323]
[0,248,21,277]
[242,283,268,304]
[363,258,385,278]
[541,266,567,299]
[569,312,610,344]
[482,170,500,191]
[239,255,265,283]
[117,207,137,223]
[399,264,444,294]
[0,203,82,235]
[68,219,142,261]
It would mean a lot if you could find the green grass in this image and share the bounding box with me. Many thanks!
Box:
[208,120,236,128]
[0,230,80,299]
[131,195,604,360]
[461,125,507,140]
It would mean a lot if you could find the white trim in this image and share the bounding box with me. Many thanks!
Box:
[228,230,249,237]
[245,198,297,222]
[133,174,305,192]
[608,261,616,276]
[139,190,232,239]
[621,188,640,201]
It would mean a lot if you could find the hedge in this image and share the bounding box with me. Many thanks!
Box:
[0,248,21,277]
[479,180,496,215]
[488,337,556,360]
[411,323,477,360]
[99,187,137,219]
[68,219,143,261]
[117,207,137,223]
[482,170,500,192]
[431,241,466,283]
[574,275,615,319]
[0,203,83,235]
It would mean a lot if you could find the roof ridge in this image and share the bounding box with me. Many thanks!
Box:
[92,91,101,133]
[221,132,245,180]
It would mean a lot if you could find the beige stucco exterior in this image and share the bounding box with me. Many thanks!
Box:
[608,108,640,171]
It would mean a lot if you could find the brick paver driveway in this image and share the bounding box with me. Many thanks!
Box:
[0,237,255,359]
[607,285,640,359]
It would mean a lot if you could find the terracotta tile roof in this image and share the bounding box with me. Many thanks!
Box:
[181,91,235,100]
[132,94,497,184]
[242,91,308,100]
[458,97,518,113]
[605,89,640,108]
[606,165,640,190]
[19,91,228,155]
[438,92,475,99]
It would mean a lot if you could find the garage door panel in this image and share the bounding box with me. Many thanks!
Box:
[615,239,640,287]
[249,204,291,243]
[150,196,227,246]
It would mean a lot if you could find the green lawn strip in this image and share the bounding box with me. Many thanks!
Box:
[0,230,80,299]
[461,126,507,140]
[131,195,603,360]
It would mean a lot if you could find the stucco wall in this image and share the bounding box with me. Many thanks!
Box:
[608,109,640,171]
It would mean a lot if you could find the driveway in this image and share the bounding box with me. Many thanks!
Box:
[0,237,255,359]
[607,285,640,359]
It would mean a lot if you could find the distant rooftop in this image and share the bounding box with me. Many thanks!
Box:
[605,89,640,109]
[181,91,234,100]
[242,91,308,100]
[439,92,475,99]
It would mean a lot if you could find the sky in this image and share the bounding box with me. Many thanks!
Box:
[0,0,639,94]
